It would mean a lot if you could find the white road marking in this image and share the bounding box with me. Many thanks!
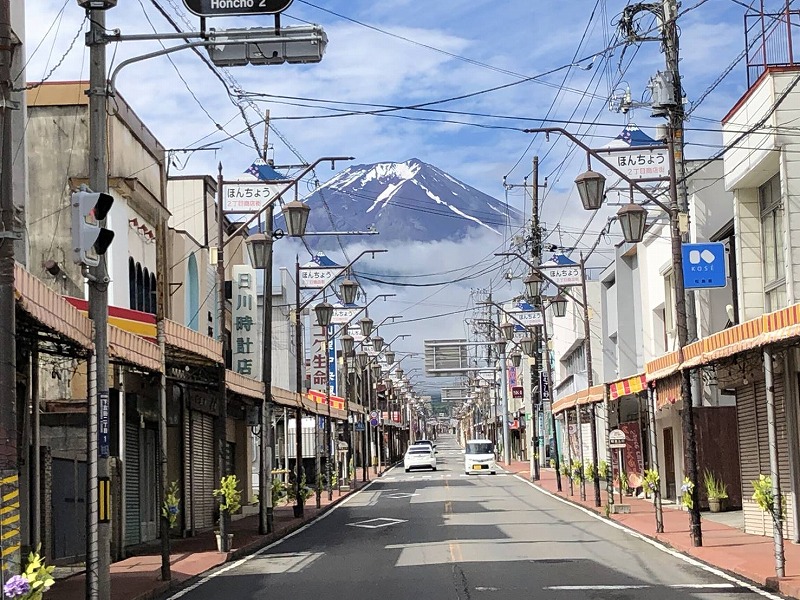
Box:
[514,474,782,599]
[166,478,377,599]
[475,586,499,592]
[385,493,417,499]
[348,517,407,529]
[544,583,736,591]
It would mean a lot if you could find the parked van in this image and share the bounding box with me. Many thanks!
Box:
[464,439,497,475]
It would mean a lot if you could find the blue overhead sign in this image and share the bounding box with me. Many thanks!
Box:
[682,243,727,289]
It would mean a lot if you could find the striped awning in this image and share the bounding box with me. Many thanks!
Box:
[551,384,605,414]
[654,373,682,410]
[645,350,681,382]
[609,373,647,400]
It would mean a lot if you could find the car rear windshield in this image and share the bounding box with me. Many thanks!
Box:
[466,442,493,454]
[408,448,432,454]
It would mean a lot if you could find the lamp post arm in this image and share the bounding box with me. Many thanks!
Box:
[495,252,586,308]
[298,249,388,313]
[225,156,355,246]
[522,127,671,213]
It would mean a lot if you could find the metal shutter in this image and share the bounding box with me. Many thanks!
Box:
[125,422,141,546]
[188,411,216,531]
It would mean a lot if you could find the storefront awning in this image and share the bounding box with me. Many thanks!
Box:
[552,384,605,414]
[645,350,681,381]
[609,373,647,400]
[109,325,161,372]
[164,319,223,365]
[15,263,93,349]
[226,369,262,401]
[654,372,682,410]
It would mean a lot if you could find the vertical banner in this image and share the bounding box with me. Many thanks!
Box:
[310,324,328,393]
[232,265,260,378]
[328,326,337,395]
[99,391,109,458]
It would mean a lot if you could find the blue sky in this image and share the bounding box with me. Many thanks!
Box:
[23,0,783,387]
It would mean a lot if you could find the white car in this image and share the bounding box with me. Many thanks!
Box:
[404,445,437,472]
[464,439,497,475]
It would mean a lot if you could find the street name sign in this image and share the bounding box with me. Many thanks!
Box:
[681,242,726,289]
[541,264,582,287]
[222,182,285,213]
[182,0,293,17]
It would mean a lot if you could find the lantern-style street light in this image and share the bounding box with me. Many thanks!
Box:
[520,336,537,357]
[524,272,542,299]
[617,202,649,244]
[339,277,359,305]
[510,352,522,368]
[552,295,568,318]
[384,350,396,364]
[372,336,385,353]
[500,321,515,342]
[359,317,374,337]
[282,200,311,237]
[574,168,605,211]
[356,351,369,369]
[314,302,334,327]
[246,233,273,269]
[341,334,354,356]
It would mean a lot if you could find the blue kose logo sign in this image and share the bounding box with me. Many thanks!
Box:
[681,242,727,289]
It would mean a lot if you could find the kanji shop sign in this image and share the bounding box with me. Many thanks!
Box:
[231,265,261,378]
[597,148,668,181]
[310,324,328,394]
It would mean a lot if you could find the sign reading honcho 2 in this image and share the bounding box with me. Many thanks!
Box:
[183,0,293,17]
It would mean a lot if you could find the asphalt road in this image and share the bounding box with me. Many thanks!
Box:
[171,434,769,600]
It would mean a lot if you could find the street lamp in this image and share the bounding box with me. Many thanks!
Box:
[617,202,649,244]
[510,352,522,368]
[341,334,354,356]
[282,200,311,237]
[372,336,385,353]
[314,302,334,327]
[356,351,369,369]
[339,277,359,305]
[246,233,273,268]
[371,363,382,380]
[395,366,403,379]
[359,317,374,337]
[552,295,568,318]
[574,168,605,211]
[520,336,536,357]
[500,321,515,342]
[384,350,396,364]
[524,272,542,299]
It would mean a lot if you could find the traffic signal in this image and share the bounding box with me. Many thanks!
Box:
[71,190,114,267]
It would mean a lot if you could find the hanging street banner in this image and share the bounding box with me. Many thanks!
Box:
[182,0,294,18]
[222,182,286,213]
[300,253,345,289]
[232,265,260,378]
[595,123,669,182]
[504,301,543,329]
[540,254,582,287]
[331,305,363,325]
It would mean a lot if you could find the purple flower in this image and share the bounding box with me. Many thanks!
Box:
[4,575,30,598]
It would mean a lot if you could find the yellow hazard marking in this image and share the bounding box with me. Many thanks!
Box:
[2,489,18,503]
[0,503,19,517]
[0,528,19,542]
[0,513,20,527]
[99,478,111,523]
[0,475,18,486]
[1,543,20,558]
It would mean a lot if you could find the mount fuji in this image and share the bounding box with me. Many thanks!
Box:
[277,159,523,245]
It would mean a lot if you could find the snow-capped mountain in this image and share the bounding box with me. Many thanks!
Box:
[280,159,522,244]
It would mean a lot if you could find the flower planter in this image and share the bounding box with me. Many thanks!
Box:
[708,497,727,513]
[293,504,303,518]
[215,532,234,553]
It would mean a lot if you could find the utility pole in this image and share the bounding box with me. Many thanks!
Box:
[0,0,20,581]
[662,0,701,547]
[531,156,542,482]
[259,202,274,534]
[86,6,111,598]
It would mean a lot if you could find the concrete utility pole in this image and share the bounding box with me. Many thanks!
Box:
[260,202,274,534]
[662,0,701,547]
[86,7,112,598]
[0,0,20,581]
[531,157,542,481]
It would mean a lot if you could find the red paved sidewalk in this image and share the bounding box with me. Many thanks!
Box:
[500,459,798,598]
[55,483,361,600]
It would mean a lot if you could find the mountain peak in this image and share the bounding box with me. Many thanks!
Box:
[293,159,522,246]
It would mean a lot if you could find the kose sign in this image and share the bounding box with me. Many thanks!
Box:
[183,0,293,17]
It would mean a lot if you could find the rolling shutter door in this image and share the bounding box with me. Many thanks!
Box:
[125,422,141,546]
[737,382,759,486]
[190,411,216,531]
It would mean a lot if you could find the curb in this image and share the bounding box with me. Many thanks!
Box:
[142,488,358,600]
[520,474,788,600]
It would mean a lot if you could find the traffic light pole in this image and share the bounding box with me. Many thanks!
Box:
[86,7,111,600]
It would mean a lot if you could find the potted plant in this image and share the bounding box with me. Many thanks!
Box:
[704,470,728,512]
[752,474,785,526]
[642,469,660,499]
[161,480,181,530]
[213,474,242,552]
[584,462,596,481]
[570,459,583,483]
[598,460,609,481]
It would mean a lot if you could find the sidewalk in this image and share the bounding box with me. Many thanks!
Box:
[55,483,360,600]
[500,459,800,598]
